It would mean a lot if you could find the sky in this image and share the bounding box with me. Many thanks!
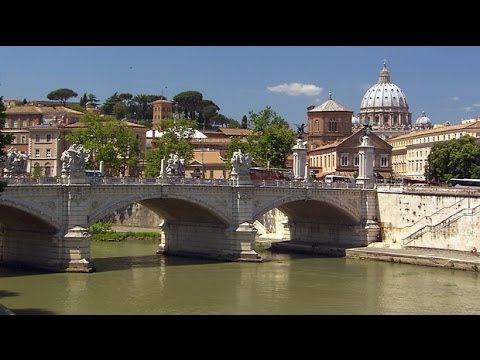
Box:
[1,46,479,127]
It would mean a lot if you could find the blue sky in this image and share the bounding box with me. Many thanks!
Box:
[1,46,479,126]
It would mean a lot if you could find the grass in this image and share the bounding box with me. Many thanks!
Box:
[91,231,160,242]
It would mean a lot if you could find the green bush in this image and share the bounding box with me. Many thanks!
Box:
[90,230,160,242]
[90,221,113,234]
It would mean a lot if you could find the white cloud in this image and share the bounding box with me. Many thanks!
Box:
[463,106,474,112]
[267,82,322,96]
[448,96,460,101]
[473,103,480,107]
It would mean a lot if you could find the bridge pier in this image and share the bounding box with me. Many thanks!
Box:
[0,226,94,272]
[61,226,95,272]
[158,220,261,262]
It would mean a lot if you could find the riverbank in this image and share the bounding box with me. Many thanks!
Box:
[113,225,480,272]
[346,246,480,272]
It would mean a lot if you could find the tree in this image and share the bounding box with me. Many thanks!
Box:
[131,94,162,121]
[32,163,43,179]
[66,104,87,113]
[241,115,248,129]
[80,93,88,107]
[144,115,197,177]
[0,97,14,191]
[102,92,121,115]
[227,117,241,128]
[65,113,140,177]
[22,98,28,105]
[210,114,228,128]
[87,93,100,107]
[426,136,480,183]
[173,91,203,119]
[246,107,295,168]
[47,88,78,106]
[112,102,129,120]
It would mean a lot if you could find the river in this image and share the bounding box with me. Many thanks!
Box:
[1,239,479,315]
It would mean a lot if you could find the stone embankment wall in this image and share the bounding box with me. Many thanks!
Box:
[102,203,162,228]
[376,186,480,251]
[103,203,286,238]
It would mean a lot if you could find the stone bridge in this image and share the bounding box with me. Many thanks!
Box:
[0,177,379,272]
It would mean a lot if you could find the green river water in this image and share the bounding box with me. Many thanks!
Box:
[1,239,479,315]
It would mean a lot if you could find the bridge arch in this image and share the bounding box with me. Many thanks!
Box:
[253,193,360,224]
[0,198,61,231]
[88,193,230,227]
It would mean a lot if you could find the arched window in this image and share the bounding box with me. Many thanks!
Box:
[328,119,337,132]
[44,162,51,177]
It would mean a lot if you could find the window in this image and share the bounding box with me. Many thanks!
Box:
[4,120,8,128]
[314,119,320,132]
[35,149,40,158]
[35,134,40,143]
[46,134,51,142]
[22,119,27,128]
[354,154,359,167]
[13,120,17,128]
[12,135,17,144]
[46,149,51,158]
[341,154,348,166]
[21,135,26,144]
[44,163,51,177]
[328,119,337,132]
[380,154,389,167]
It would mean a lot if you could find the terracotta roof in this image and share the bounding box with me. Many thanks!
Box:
[309,139,344,151]
[191,138,231,144]
[66,121,147,129]
[6,105,84,115]
[121,121,147,128]
[152,99,172,104]
[309,98,352,113]
[217,128,253,136]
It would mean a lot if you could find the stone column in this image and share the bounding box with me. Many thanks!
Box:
[292,139,307,180]
[357,135,374,188]
[60,185,95,272]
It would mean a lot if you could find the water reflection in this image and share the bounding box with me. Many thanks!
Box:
[0,240,479,314]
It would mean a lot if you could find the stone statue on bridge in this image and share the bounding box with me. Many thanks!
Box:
[61,144,89,173]
[166,153,185,177]
[231,149,252,176]
[3,147,28,176]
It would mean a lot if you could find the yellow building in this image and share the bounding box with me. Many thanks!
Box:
[309,130,392,179]
[388,119,480,180]
[186,149,227,179]
[306,93,393,178]
[3,104,84,157]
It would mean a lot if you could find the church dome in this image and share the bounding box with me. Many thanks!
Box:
[360,62,409,111]
[358,61,412,129]
[415,111,432,129]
